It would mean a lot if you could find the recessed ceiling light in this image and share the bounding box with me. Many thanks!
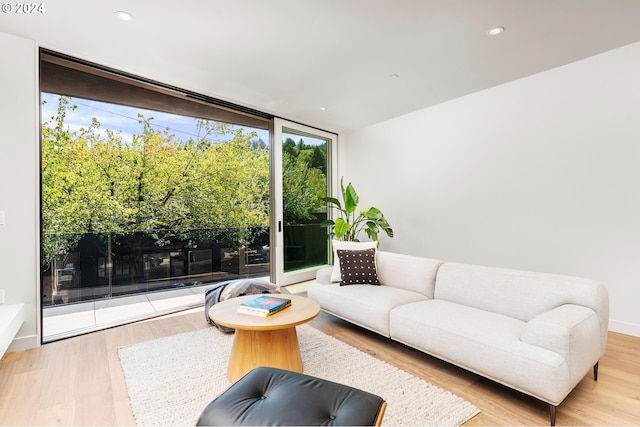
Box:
[487,26,505,36]
[115,11,134,21]
[320,106,328,111]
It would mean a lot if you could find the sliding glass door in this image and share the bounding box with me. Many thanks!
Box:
[273,119,337,285]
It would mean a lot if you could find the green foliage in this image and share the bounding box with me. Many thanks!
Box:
[41,96,331,266]
[281,137,327,224]
[41,96,270,264]
[321,178,394,244]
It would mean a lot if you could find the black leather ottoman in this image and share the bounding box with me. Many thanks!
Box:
[197,367,387,426]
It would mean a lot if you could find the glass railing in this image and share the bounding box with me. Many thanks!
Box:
[41,223,329,307]
[41,226,271,306]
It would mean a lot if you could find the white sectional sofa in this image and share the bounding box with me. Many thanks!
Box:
[307,250,609,425]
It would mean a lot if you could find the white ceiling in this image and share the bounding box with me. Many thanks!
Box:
[2,0,640,133]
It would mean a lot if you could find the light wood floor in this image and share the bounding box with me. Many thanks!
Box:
[1,307,639,426]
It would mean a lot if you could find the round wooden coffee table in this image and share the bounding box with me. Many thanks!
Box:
[208,294,320,382]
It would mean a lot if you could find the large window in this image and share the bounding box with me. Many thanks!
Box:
[40,51,274,340]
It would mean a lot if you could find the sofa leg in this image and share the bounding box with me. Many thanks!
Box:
[549,405,557,426]
[594,361,599,381]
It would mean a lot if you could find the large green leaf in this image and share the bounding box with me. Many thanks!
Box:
[334,217,351,239]
[344,182,359,214]
[365,221,379,244]
[384,226,394,238]
[320,197,341,209]
[362,206,383,220]
[320,219,335,228]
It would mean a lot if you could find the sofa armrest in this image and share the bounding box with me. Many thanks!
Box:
[316,267,336,285]
[521,304,601,378]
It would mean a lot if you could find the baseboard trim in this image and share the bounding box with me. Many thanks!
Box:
[609,319,640,338]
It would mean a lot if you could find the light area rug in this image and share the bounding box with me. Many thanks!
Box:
[118,324,479,426]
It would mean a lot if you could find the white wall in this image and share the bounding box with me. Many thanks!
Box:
[0,32,39,350]
[345,41,640,337]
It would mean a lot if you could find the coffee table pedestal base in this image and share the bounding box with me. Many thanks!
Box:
[227,327,302,382]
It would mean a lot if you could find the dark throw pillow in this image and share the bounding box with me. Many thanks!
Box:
[337,248,380,286]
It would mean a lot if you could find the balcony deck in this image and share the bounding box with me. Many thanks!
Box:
[42,281,310,342]
[43,287,207,341]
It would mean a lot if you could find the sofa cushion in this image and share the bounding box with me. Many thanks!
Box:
[315,266,334,285]
[390,299,572,405]
[375,251,443,298]
[337,248,380,286]
[330,240,378,282]
[307,281,427,337]
[434,262,608,330]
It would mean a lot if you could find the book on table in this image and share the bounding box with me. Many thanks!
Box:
[237,295,292,317]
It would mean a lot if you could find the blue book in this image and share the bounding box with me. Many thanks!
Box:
[237,295,292,317]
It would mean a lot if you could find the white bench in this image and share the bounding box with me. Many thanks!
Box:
[0,303,25,359]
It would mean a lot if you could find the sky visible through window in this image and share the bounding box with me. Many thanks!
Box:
[40,92,270,145]
[41,92,328,148]
[41,92,326,157]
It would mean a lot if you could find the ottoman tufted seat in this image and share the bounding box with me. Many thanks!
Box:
[197,367,387,426]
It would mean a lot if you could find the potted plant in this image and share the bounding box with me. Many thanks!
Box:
[321,177,394,244]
